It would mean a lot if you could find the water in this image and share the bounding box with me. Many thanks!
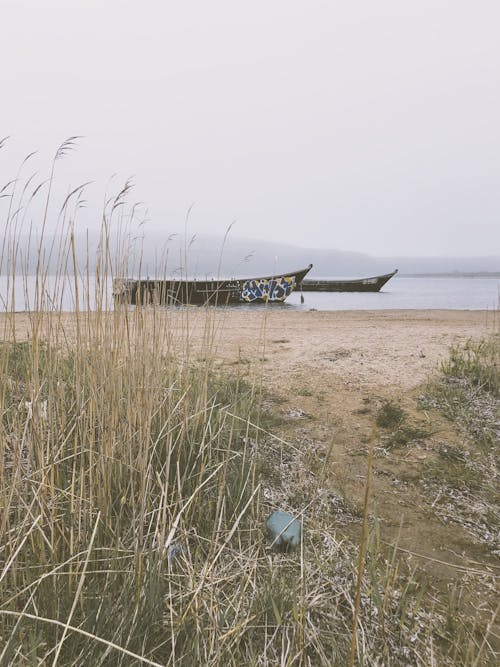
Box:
[285,276,500,311]
[1,275,499,312]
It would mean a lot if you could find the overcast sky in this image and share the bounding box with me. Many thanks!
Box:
[2,0,499,257]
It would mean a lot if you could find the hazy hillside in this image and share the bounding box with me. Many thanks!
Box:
[115,232,500,277]
[2,230,499,277]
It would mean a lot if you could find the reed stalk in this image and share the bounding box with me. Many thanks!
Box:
[0,141,497,665]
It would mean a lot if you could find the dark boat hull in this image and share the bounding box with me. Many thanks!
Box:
[300,270,398,293]
[113,265,313,305]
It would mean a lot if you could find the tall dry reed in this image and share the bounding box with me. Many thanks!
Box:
[0,140,498,665]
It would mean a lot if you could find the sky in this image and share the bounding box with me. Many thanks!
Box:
[1,0,500,258]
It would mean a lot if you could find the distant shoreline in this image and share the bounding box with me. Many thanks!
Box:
[399,272,500,278]
[2,272,499,279]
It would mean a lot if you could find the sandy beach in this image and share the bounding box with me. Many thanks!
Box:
[208,308,497,389]
[2,309,495,390]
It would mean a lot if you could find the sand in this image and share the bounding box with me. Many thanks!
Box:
[206,308,496,389]
[3,309,495,390]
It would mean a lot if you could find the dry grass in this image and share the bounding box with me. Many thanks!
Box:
[419,337,500,557]
[0,140,498,665]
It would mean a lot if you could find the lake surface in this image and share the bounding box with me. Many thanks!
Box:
[1,275,499,312]
[285,276,500,311]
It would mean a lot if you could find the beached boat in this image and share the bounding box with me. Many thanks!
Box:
[299,269,398,292]
[113,264,313,305]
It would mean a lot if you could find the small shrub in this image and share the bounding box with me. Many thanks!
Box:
[376,400,406,429]
[389,424,430,448]
[422,336,500,448]
[442,337,499,397]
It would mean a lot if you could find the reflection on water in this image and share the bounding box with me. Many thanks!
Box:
[1,275,499,312]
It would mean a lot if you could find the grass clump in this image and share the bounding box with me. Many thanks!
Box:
[0,139,267,664]
[422,337,499,448]
[443,338,499,397]
[419,336,500,555]
[376,401,406,429]
[0,330,262,665]
[376,401,430,449]
[388,424,430,448]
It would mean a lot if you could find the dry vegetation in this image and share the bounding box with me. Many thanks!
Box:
[1,140,499,665]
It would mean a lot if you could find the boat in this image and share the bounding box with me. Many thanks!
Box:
[113,264,313,305]
[299,269,398,292]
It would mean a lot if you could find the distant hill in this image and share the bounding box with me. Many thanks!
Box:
[2,230,499,277]
[130,233,500,278]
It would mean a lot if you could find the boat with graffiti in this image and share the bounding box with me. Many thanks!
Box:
[299,269,398,292]
[113,264,313,306]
